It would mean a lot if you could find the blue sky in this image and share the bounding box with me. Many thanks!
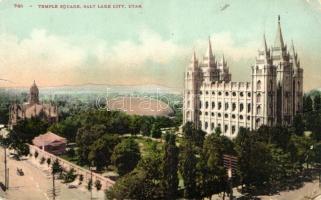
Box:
[0,0,320,91]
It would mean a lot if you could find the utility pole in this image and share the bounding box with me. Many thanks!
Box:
[4,147,8,190]
[90,165,93,200]
[52,173,56,200]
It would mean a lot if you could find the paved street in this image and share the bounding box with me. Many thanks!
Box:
[0,147,104,200]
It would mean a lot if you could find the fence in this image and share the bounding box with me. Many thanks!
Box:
[28,144,115,190]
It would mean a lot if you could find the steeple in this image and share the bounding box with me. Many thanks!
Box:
[206,36,214,60]
[29,80,39,105]
[191,50,197,63]
[291,40,299,68]
[263,34,268,52]
[274,15,285,49]
[221,54,227,66]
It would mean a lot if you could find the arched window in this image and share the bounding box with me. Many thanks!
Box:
[199,101,202,108]
[225,114,229,118]
[257,105,262,115]
[240,115,244,120]
[211,123,214,130]
[218,91,222,96]
[205,112,208,116]
[240,92,244,97]
[225,125,228,133]
[232,114,236,119]
[232,126,236,134]
[232,103,236,111]
[256,93,261,103]
[257,80,261,90]
[225,103,229,110]
[211,112,214,117]
[205,101,209,109]
[247,103,251,113]
[212,102,215,109]
[205,122,208,130]
[186,111,190,119]
[232,92,236,97]
[240,103,244,112]
[225,92,229,96]
[218,102,222,110]
[218,113,221,118]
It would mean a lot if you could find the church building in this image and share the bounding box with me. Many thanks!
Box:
[183,17,304,138]
[9,81,58,126]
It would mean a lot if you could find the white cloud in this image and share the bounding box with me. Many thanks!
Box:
[0,29,261,87]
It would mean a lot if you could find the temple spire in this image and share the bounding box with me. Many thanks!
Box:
[291,40,299,68]
[274,15,285,49]
[206,36,214,60]
[263,34,268,52]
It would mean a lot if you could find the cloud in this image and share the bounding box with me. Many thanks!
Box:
[4,28,316,91]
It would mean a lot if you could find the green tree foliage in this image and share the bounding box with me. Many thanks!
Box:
[46,158,51,166]
[76,124,106,165]
[111,138,141,176]
[235,128,272,189]
[162,133,179,200]
[106,145,164,199]
[198,132,233,198]
[88,134,120,171]
[314,94,321,112]
[95,180,102,191]
[151,124,162,138]
[182,122,206,148]
[63,168,77,183]
[179,142,197,199]
[105,170,158,200]
[51,159,63,175]
[293,114,305,136]
[11,117,49,143]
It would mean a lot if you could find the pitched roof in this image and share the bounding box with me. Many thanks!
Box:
[32,131,66,147]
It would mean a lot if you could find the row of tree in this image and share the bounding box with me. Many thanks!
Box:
[105,118,321,199]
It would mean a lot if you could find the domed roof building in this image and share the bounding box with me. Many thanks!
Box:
[9,81,58,126]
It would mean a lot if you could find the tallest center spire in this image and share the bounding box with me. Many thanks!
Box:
[274,15,285,49]
[206,36,214,60]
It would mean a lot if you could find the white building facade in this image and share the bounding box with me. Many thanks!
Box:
[183,17,303,138]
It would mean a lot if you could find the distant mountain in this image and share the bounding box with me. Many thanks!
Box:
[3,84,182,95]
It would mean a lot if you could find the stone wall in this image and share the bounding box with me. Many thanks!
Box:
[28,144,115,190]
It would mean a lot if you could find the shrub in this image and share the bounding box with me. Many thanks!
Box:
[95,180,102,191]
[46,158,51,166]
[34,151,39,158]
[40,157,46,164]
[87,179,93,191]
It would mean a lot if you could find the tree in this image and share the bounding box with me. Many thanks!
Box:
[314,94,321,112]
[179,141,197,198]
[88,134,120,171]
[235,128,271,189]
[182,122,206,148]
[63,168,77,183]
[76,124,106,165]
[40,157,46,165]
[95,180,102,191]
[111,138,141,175]
[51,159,63,175]
[105,170,158,200]
[199,132,233,198]
[87,179,93,191]
[151,124,162,138]
[293,114,305,136]
[162,133,179,200]
[47,158,51,166]
[34,151,39,158]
